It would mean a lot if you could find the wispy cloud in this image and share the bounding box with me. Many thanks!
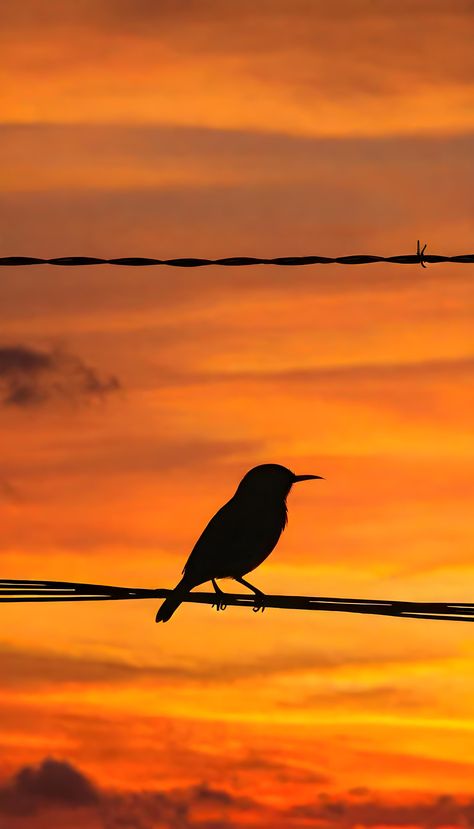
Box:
[3,0,474,134]
[0,639,455,690]
[0,344,120,408]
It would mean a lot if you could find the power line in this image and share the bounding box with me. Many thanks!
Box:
[1,242,473,268]
[1,579,473,623]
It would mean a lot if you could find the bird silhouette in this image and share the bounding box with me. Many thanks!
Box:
[156,463,323,623]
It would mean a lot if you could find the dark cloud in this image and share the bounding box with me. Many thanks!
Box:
[347,785,371,797]
[1,757,474,828]
[0,759,258,827]
[279,683,424,713]
[288,791,474,828]
[0,758,98,815]
[101,783,258,829]
[0,344,120,409]
[236,751,328,786]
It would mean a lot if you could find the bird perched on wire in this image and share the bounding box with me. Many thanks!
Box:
[156,463,323,623]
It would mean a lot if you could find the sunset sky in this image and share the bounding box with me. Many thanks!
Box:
[1,1,474,826]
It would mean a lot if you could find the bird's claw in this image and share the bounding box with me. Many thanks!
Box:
[252,594,266,613]
[211,598,227,612]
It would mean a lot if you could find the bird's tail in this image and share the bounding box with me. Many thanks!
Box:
[155,576,192,623]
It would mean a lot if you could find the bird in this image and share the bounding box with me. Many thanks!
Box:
[156,463,323,623]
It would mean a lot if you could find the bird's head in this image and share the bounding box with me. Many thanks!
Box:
[236,464,323,500]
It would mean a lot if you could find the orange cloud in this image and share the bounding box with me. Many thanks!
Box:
[2,1,474,134]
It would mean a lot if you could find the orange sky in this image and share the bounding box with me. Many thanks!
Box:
[1,1,474,827]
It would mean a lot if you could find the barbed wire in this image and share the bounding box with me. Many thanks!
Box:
[1,242,474,268]
[1,579,473,623]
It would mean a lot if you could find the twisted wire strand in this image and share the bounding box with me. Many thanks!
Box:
[1,580,473,623]
[1,242,473,268]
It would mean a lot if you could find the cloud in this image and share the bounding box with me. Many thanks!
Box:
[0,641,199,689]
[0,758,98,815]
[0,759,259,827]
[1,757,474,828]
[236,751,328,786]
[0,344,120,408]
[3,0,474,137]
[37,435,264,478]
[4,123,474,193]
[280,683,424,713]
[288,791,474,828]
[200,355,474,424]
[100,783,260,829]
[139,354,474,396]
[0,639,454,694]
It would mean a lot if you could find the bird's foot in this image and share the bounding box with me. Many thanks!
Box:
[211,596,228,612]
[252,593,267,613]
[211,579,229,612]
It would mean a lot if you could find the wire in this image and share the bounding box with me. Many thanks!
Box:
[1,242,473,268]
[1,579,473,623]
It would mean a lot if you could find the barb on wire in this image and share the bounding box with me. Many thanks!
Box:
[1,241,473,268]
[417,239,427,268]
[0,580,473,623]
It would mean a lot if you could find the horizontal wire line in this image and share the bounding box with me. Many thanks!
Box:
[2,254,474,267]
[2,242,473,267]
[0,580,473,622]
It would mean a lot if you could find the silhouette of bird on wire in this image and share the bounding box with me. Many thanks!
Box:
[156,463,323,623]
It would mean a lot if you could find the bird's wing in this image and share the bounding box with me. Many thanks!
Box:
[182,498,251,581]
[182,497,286,583]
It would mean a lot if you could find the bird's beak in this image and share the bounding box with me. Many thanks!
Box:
[293,474,324,482]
